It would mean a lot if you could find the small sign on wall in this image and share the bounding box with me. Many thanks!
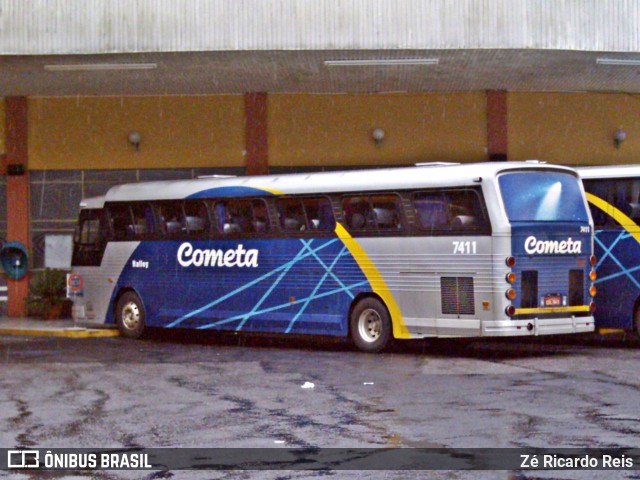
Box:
[45,234,72,269]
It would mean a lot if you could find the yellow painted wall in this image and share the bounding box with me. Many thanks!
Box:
[509,92,640,166]
[24,91,640,171]
[269,93,488,166]
[28,95,245,169]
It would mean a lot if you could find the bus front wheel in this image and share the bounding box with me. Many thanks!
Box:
[350,297,392,353]
[116,291,146,338]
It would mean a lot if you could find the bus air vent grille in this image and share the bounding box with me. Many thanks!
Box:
[441,277,475,315]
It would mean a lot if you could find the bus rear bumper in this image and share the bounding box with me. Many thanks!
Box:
[482,316,595,336]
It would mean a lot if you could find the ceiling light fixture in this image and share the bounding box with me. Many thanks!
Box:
[596,58,640,66]
[324,58,439,67]
[44,63,158,72]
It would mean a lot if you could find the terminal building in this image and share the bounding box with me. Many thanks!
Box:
[0,0,639,315]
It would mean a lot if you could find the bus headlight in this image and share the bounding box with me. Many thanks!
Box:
[505,288,517,300]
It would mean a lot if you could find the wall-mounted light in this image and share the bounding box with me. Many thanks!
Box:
[371,128,385,146]
[614,129,627,149]
[128,131,141,152]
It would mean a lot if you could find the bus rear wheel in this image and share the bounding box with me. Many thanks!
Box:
[634,305,640,338]
[116,291,146,338]
[350,297,392,353]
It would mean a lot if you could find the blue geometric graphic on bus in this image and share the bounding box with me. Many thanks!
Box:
[112,237,371,336]
[592,229,640,329]
[187,186,276,199]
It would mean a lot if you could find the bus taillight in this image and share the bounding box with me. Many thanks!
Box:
[505,272,516,284]
[505,288,517,300]
[590,255,597,266]
[505,256,516,268]
[589,285,597,297]
[590,301,596,312]
[505,305,516,317]
[589,270,597,281]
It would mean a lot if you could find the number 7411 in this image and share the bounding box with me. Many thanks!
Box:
[452,240,477,254]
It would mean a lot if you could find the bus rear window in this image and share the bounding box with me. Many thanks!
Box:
[499,171,589,223]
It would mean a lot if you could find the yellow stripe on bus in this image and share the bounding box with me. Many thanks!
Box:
[334,223,410,339]
[514,305,591,315]
[585,192,640,243]
[258,187,285,196]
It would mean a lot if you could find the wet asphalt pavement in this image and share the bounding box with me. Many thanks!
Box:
[1,331,640,480]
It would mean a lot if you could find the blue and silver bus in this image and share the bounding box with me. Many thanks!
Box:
[577,165,640,335]
[69,162,595,352]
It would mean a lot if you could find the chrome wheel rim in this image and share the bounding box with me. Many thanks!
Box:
[121,302,141,331]
[358,308,382,343]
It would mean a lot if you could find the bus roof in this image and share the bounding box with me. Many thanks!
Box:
[576,164,640,179]
[79,196,106,209]
[88,161,579,206]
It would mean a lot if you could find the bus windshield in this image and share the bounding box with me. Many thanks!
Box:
[499,171,589,223]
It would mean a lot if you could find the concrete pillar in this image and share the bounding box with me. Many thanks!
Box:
[487,90,508,161]
[244,92,269,175]
[4,96,30,317]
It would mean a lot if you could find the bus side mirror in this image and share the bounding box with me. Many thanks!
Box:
[0,241,29,280]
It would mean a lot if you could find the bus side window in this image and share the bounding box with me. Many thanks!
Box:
[217,199,270,235]
[130,203,155,238]
[447,191,481,231]
[72,208,107,266]
[582,180,611,227]
[277,198,306,232]
[612,179,640,225]
[108,204,133,240]
[342,196,373,232]
[304,197,335,232]
[413,194,449,233]
[251,199,270,234]
[370,194,403,231]
[183,201,211,235]
[155,201,185,237]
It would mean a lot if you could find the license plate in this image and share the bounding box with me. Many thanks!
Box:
[543,295,562,307]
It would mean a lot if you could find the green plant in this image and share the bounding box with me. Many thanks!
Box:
[25,268,69,319]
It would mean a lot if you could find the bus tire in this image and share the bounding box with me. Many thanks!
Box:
[115,291,146,338]
[634,305,640,338]
[350,297,392,353]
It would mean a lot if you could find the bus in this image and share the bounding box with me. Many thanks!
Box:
[577,165,640,335]
[69,162,596,352]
